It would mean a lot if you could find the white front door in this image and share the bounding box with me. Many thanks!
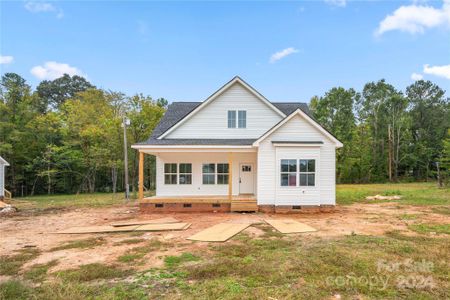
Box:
[239,163,254,194]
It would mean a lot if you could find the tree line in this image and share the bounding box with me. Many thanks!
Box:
[0,73,166,196]
[0,73,449,197]
[310,79,449,184]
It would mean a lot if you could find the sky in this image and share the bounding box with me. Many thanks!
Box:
[1,0,449,103]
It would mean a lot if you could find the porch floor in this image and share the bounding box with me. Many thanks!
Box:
[141,194,256,204]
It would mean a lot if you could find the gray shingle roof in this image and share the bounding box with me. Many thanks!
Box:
[140,101,311,145]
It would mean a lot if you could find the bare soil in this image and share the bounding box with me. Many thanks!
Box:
[1,202,448,275]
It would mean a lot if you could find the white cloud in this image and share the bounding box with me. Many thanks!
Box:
[270,47,299,63]
[411,72,423,81]
[24,2,64,19]
[325,0,347,7]
[30,61,85,80]
[375,0,450,36]
[0,55,14,64]
[423,63,450,79]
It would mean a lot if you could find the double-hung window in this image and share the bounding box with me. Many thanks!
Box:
[280,159,297,187]
[299,159,315,186]
[164,163,177,185]
[227,110,246,128]
[227,111,236,128]
[280,159,316,187]
[202,163,216,184]
[217,163,229,184]
[179,163,192,184]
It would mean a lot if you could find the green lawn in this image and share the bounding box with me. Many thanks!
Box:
[337,182,449,205]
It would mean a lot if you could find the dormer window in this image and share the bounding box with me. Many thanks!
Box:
[227,110,246,129]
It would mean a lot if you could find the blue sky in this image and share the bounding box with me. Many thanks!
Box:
[1,0,449,102]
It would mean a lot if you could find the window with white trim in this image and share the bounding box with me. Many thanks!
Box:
[227,111,236,128]
[217,163,229,184]
[238,110,246,128]
[299,159,315,186]
[280,159,297,186]
[202,163,215,184]
[179,163,192,184]
[164,163,177,185]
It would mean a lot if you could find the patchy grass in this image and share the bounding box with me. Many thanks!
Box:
[117,239,167,265]
[398,213,420,220]
[432,206,450,215]
[0,248,40,275]
[0,280,32,300]
[56,263,131,282]
[409,223,450,235]
[164,252,200,268]
[337,182,449,205]
[114,238,146,246]
[50,237,106,251]
[23,260,59,282]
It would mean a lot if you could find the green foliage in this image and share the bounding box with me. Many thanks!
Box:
[0,73,165,196]
[164,253,200,268]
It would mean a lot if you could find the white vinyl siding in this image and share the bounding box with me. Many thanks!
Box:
[155,152,256,196]
[165,82,283,139]
[257,114,336,206]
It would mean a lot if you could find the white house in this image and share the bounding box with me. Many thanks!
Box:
[132,77,343,213]
[0,156,10,200]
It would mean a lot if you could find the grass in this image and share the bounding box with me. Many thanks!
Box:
[409,223,450,235]
[337,182,450,205]
[50,237,106,251]
[24,260,59,282]
[56,263,131,282]
[0,248,40,275]
[117,239,168,265]
[431,206,450,215]
[398,213,419,220]
[164,252,200,268]
[114,238,146,246]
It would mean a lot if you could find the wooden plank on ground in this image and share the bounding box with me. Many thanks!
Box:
[187,223,250,242]
[57,225,139,234]
[134,222,191,231]
[265,219,317,234]
[0,201,8,208]
[111,217,180,227]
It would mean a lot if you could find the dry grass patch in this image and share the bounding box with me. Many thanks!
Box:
[0,248,40,275]
[50,237,106,251]
[56,263,131,282]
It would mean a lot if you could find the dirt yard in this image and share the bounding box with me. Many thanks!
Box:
[1,201,448,274]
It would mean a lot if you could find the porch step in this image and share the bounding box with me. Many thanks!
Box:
[230,199,258,212]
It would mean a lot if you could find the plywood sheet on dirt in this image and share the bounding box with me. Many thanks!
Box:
[265,219,317,234]
[133,222,191,231]
[57,225,139,234]
[111,217,180,227]
[187,223,250,242]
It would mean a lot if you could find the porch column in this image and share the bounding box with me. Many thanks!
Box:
[139,151,144,201]
[228,152,233,200]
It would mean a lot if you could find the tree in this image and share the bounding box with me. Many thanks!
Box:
[310,87,358,183]
[406,80,449,180]
[36,74,95,110]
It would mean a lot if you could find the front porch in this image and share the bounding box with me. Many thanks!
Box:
[140,194,257,212]
[137,147,258,213]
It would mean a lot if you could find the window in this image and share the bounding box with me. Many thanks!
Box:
[202,163,216,184]
[164,163,177,184]
[227,111,236,128]
[299,159,315,186]
[179,163,192,184]
[217,163,229,184]
[280,159,297,186]
[238,110,246,128]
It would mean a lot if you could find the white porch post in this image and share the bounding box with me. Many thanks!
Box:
[228,152,233,200]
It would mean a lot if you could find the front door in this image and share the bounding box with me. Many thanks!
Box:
[239,163,254,194]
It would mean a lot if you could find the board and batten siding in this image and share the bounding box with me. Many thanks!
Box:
[165,82,283,139]
[155,152,257,196]
[257,114,336,206]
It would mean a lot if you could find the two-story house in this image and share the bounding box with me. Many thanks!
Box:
[132,76,343,213]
